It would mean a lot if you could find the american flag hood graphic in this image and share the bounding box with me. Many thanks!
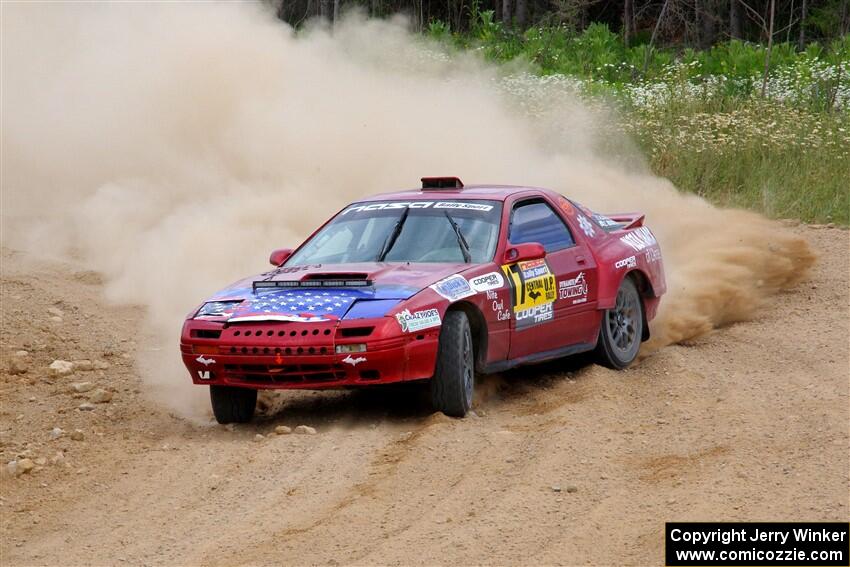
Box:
[193,262,470,323]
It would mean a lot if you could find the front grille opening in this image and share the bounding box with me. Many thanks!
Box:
[338,326,374,338]
[191,329,222,339]
[359,370,380,381]
[224,363,346,385]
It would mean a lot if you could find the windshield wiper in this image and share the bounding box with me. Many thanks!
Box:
[377,207,410,261]
[443,211,472,263]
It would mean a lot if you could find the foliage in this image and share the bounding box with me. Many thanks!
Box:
[429,23,850,224]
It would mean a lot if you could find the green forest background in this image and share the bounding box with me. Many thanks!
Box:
[273,0,849,224]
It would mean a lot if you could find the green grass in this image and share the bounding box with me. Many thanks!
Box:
[623,99,850,224]
[429,18,850,225]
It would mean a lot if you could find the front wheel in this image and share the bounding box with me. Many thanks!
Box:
[595,277,643,369]
[431,310,474,417]
[210,385,257,424]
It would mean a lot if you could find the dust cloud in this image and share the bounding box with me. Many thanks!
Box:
[1,2,814,416]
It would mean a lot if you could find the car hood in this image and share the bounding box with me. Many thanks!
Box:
[196,262,473,322]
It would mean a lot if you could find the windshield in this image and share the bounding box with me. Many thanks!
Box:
[286,200,503,265]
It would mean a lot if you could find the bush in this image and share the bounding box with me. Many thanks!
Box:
[431,24,850,224]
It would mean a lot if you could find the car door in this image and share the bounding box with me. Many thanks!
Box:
[504,198,598,359]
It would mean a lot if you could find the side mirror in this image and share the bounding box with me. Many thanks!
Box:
[269,248,293,266]
[503,242,545,264]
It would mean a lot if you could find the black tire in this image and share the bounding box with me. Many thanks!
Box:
[431,310,474,417]
[210,385,257,424]
[595,277,644,369]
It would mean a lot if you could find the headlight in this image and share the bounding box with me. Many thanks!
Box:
[195,300,243,317]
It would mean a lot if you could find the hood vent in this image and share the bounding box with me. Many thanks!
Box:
[304,273,369,281]
[253,277,372,291]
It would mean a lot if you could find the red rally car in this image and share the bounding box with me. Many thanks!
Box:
[181,177,666,423]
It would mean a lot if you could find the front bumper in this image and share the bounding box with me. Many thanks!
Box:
[180,316,439,389]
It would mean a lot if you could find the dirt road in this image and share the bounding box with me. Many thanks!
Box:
[1,225,847,566]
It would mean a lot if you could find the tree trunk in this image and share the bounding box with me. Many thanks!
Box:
[333,0,340,23]
[623,0,633,47]
[501,0,511,25]
[701,0,717,48]
[494,0,502,23]
[761,0,776,97]
[645,0,670,72]
[798,0,806,50]
[842,0,849,35]
[514,0,527,28]
[730,0,741,39]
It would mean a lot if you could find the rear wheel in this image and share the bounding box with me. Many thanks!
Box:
[431,310,474,417]
[210,385,257,424]
[595,277,643,369]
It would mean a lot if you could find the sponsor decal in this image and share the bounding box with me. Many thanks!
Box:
[274,264,322,274]
[488,293,511,321]
[396,308,442,333]
[620,226,658,251]
[469,271,504,293]
[502,259,556,328]
[519,258,549,280]
[592,213,620,228]
[577,214,596,237]
[433,202,494,211]
[342,201,493,215]
[558,272,589,304]
[430,274,475,301]
[557,197,574,215]
[342,355,367,366]
[614,255,637,269]
[197,370,211,380]
[515,302,554,329]
[195,355,216,366]
[645,247,662,263]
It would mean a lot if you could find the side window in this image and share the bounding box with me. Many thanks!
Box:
[509,200,575,252]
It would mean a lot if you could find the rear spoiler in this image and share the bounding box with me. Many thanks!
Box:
[605,213,645,230]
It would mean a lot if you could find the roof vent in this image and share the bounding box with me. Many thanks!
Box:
[421,176,464,190]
